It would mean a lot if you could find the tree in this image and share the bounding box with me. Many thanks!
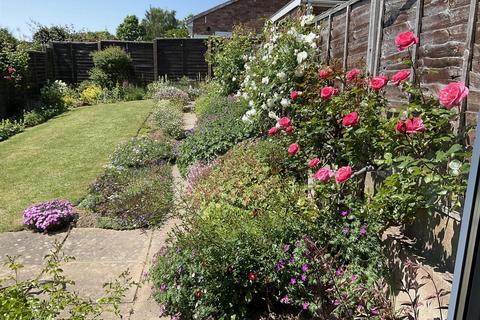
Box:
[116,15,145,41]
[141,7,178,40]
[71,30,116,42]
[32,24,71,44]
[0,28,17,49]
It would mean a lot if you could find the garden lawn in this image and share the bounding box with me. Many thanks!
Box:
[0,100,155,232]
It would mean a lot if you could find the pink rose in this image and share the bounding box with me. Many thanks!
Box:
[288,143,299,156]
[314,167,334,183]
[392,70,410,86]
[405,117,426,134]
[369,75,388,90]
[438,82,469,110]
[395,31,419,51]
[336,166,353,183]
[308,158,321,169]
[278,117,291,128]
[319,67,333,79]
[321,86,338,100]
[290,91,299,100]
[395,121,407,134]
[7,67,16,73]
[346,69,360,82]
[285,126,294,133]
[342,112,359,127]
[268,127,279,136]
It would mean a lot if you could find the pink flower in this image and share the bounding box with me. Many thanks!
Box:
[360,224,368,237]
[278,117,291,128]
[249,272,255,281]
[280,295,289,304]
[285,126,294,133]
[268,127,279,136]
[336,166,353,183]
[439,82,469,109]
[395,31,419,51]
[342,111,359,127]
[314,167,334,183]
[321,86,338,100]
[7,67,16,73]
[308,158,321,169]
[319,67,333,79]
[392,70,410,86]
[405,117,426,134]
[303,302,309,310]
[369,75,388,90]
[395,121,407,134]
[288,143,299,156]
[290,91,299,100]
[346,69,360,82]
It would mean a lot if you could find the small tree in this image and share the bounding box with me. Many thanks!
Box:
[89,46,133,88]
[141,7,178,40]
[116,15,146,41]
[32,24,71,44]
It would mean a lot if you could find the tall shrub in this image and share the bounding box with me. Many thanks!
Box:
[89,46,133,88]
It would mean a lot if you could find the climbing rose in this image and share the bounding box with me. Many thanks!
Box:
[249,272,255,281]
[288,143,299,155]
[314,167,334,183]
[321,86,338,100]
[319,67,333,79]
[369,75,388,90]
[392,70,410,86]
[346,68,360,82]
[278,117,291,128]
[285,126,295,133]
[336,166,353,183]
[405,117,426,134]
[342,112,359,127]
[395,31,419,51]
[290,91,299,100]
[308,158,321,169]
[268,127,279,136]
[395,121,407,134]
[439,82,469,109]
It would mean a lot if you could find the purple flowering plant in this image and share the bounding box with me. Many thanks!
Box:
[23,200,76,232]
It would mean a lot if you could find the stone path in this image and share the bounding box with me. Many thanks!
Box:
[0,111,197,319]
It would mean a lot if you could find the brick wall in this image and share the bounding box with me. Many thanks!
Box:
[192,0,291,36]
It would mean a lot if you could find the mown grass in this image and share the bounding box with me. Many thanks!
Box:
[0,100,155,232]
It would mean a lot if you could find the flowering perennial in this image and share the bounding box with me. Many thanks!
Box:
[23,200,76,232]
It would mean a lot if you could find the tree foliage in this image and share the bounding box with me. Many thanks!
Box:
[141,7,178,40]
[116,15,146,41]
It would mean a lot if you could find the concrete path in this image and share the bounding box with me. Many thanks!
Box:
[0,111,197,319]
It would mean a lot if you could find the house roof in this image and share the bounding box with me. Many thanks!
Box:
[185,0,241,24]
[270,0,346,22]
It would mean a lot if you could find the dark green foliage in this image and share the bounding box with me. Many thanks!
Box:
[141,7,179,40]
[116,15,146,41]
[89,46,134,88]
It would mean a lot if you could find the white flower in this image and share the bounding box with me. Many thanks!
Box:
[304,32,317,45]
[261,103,267,110]
[281,98,290,108]
[297,51,308,64]
[232,77,237,82]
[267,98,274,107]
[277,72,287,81]
[268,111,279,120]
[246,108,257,117]
[242,114,250,123]
[262,77,270,85]
[242,92,249,100]
[249,100,254,107]
[301,14,315,27]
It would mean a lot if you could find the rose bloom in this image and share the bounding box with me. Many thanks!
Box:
[342,112,359,127]
[369,75,388,90]
[336,166,353,183]
[395,121,407,134]
[308,158,321,169]
[319,67,333,79]
[290,91,300,100]
[288,143,299,156]
[314,167,334,183]
[285,126,295,133]
[7,67,16,73]
[392,70,410,86]
[278,117,291,128]
[248,272,255,281]
[405,117,426,134]
[268,127,279,136]
[439,82,469,109]
[346,69,360,82]
[321,86,338,100]
[395,31,419,51]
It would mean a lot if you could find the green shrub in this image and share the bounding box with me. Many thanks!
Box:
[0,119,24,141]
[152,101,185,140]
[110,136,173,168]
[123,85,146,101]
[40,80,68,110]
[90,165,173,229]
[90,46,133,88]
[22,110,46,127]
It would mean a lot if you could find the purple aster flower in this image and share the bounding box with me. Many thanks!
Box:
[342,227,350,235]
[160,283,168,292]
[351,274,357,282]
[290,277,297,285]
[280,295,290,304]
[303,302,309,310]
[333,299,341,306]
[301,273,307,281]
[370,307,380,316]
[301,263,309,273]
[340,210,350,217]
[289,256,295,264]
[360,224,368,237]
[357,304,364,311]
[283,244,290,252]
[275,259,286,272]
[335,267,344,277]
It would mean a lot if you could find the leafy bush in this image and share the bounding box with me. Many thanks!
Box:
[177,96,253,175]
[110,136,173,168]
[192,81,225,119]
[23,200,76,232]
[123,85,146,101]
[90,46,133,88]
[152,101,185,140]
[89,165,173,229]
[0,119,24,141]
[79,82,103,105]
[40,80,68,110]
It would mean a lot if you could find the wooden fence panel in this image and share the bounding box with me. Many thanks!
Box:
[72,42,97,83]
[27,51,48,94]
[346,0,371,69]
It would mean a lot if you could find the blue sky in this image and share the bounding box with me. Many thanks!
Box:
[0,0,225,40]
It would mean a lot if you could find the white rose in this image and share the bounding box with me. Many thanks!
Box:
[297,51,308,64]
[268,111,279,120]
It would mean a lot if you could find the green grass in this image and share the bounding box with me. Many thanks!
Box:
[0,100,155,232]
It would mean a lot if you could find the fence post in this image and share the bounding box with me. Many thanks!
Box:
[153,39,158,81]
[325,14,332,64]
[342,5,351,71]
[409,0,424,83]
[373,0,385,76]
